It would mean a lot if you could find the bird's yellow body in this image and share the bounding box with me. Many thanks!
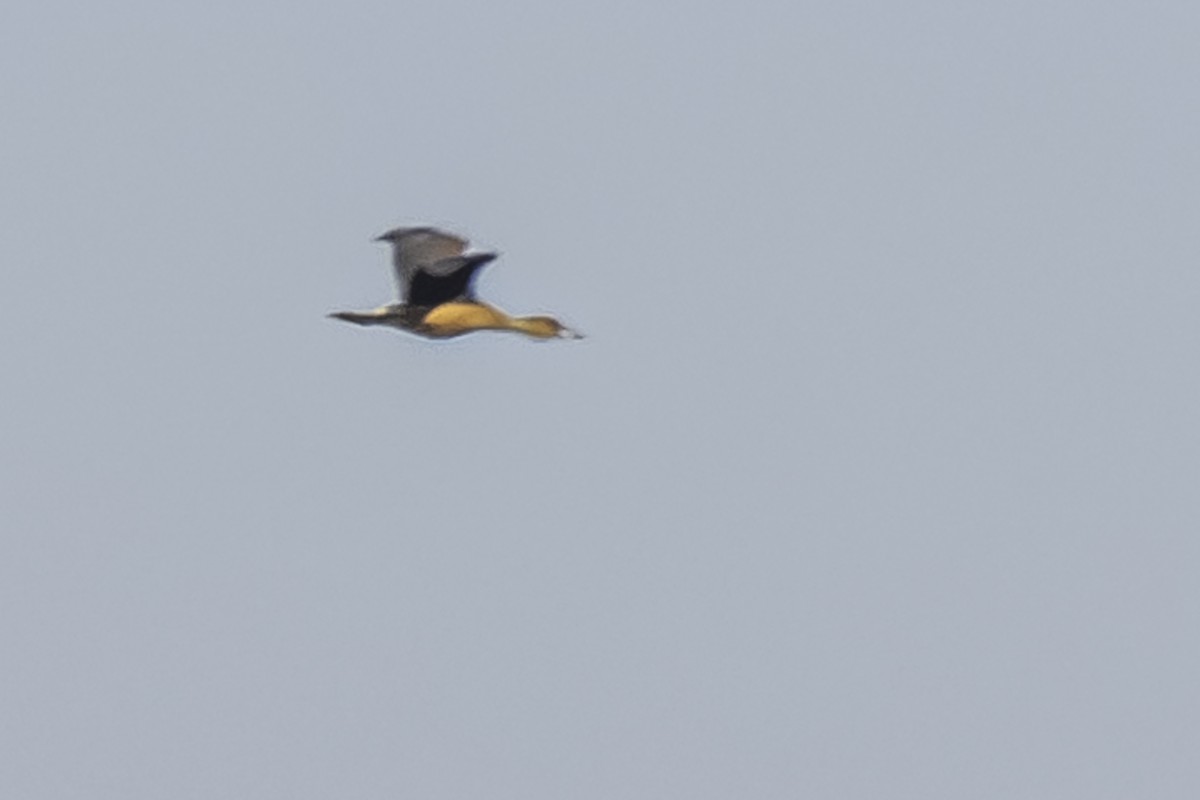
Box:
[420,302,512,337]
[419,302,571,339]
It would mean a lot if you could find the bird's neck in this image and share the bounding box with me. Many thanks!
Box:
[509,315,559,338]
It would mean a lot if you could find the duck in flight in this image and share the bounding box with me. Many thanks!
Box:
[329,227,582,340]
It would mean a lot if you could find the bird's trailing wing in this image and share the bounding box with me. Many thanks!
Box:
[407,253,498,307]
[389,227,467,266]
[377,227,470,301]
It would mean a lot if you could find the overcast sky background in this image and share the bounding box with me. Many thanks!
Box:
[3,1,1198,797]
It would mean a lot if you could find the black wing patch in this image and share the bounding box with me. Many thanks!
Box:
[407,253,498,308]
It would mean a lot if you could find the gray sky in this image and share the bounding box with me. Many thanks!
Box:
[3,1,1198,797]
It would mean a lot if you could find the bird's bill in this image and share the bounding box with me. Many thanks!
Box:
[558,326,585,339]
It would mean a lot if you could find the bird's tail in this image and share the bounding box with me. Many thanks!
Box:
[328,310,388,326]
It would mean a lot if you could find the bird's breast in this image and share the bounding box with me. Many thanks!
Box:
[420,302,511,337]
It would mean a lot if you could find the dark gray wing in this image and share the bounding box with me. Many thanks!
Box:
[378,227,469,301]
[407,253,498,308]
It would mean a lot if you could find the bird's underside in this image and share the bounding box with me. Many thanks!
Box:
[329,301,516,339]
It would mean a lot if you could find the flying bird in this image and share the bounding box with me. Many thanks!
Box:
[329,226,582,340]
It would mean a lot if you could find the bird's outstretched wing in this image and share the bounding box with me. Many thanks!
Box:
[407,253,498,308]
[378,227,469,301]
